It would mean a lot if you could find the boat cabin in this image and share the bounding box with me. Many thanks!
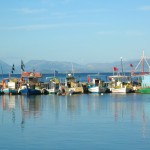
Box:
[140,75,150,88]
[92,78,101,86]
[2,78,19,89]
[66,73,77,88]
[108,75,131,88]
[48,78,59,90]
[21,72,42,88]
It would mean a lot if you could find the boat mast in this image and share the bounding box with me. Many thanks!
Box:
[72,63,74,76]
[141,50,150,74]
[132,50,150,75]
[142,51,144,73]
[1,66,3,79]
[54,70,55,78]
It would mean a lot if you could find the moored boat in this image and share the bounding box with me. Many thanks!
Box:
[131,51,150,93]
[87,75,110,93]
[108,57,133,93]
[45,77,60,94]
[60,73,84,95]
[2,78,19,95]
[19,84,41,95]
[108,75,133,93]
[18,71,42,95]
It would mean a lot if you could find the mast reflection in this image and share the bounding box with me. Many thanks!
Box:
[0,94,150,137]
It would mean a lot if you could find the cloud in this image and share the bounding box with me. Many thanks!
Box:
[78,8,111,14]
[98,31,116,35]
[63,0,72,3]
[0,22,101,31]
[139,6,150,11]
[16,8,48,14]
[51,12,73,18]
[98,30,144,36]
[125,31,144,36]
[49,8,110,19]
[41,0,72,5]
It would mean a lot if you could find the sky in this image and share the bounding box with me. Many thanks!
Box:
[0,0,150,65]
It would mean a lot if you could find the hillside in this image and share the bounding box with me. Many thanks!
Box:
[0,59,149,74]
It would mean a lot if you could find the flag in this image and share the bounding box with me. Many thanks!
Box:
[88,76,91,83]
[12,64,15,70]
[113,67,118,71]
[130,64,133,67]
[21,60,25,71]
[11,64,15,74]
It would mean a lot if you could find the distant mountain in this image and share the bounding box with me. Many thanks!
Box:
[24,60,86,73]
[0,59,150,74]
[85,59,150,73]
[0,60,12,74]
[85,60,138,72]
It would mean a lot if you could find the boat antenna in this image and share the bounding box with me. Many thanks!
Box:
[33,68,35,74]
[120,57,124,75]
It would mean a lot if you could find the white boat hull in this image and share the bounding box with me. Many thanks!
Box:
[47,88,58,94]
[88,86,99,93]
[111,87,126,93]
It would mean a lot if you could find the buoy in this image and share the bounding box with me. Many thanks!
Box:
[101,93,103,95]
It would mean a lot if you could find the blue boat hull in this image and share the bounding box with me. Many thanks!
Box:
[20,88,41,95]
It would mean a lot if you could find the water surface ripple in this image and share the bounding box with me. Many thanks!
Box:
[0,94,150,150]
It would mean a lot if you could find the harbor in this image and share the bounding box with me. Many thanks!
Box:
[1,51,150,96]
[0,72,144,96]
[1,0,150,149]
[1,54,150,150]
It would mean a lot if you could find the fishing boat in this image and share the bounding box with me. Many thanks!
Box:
[107,56,133,93]
[2,78,18,95]
[57,63,84,95]
[108,75,132,93]
[87,75,110,93]
[45,77,60,94]
[1,64,19,95]
[62,73,84,95]
[18,72,42,95]
[131,51,150,93]
[18,84,41,95]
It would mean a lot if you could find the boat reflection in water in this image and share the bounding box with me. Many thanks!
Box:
[1,94,150,140]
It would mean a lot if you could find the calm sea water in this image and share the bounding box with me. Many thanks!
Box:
[0,93,150,150]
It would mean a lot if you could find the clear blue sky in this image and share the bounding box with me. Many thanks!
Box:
[0,0,150,65]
